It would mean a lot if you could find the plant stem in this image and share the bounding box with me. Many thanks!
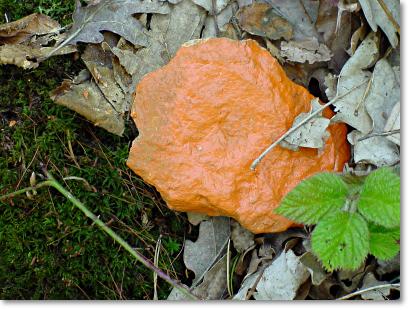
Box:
[1,173,198,300]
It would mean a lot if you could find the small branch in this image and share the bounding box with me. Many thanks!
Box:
[250,81,367,170]
[0,172,198,300]
[337,283,400,300]
[357,129,400,142]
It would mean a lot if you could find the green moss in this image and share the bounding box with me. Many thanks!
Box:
[0,1,186,300]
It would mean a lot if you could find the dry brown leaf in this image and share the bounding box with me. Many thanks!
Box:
[50,79,124,135]
[0,43,76,69]
[236,3,293,41]
[0,13,60,44]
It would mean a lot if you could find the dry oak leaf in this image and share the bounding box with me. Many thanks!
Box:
[66,0,170,47]
[127,38,350,233]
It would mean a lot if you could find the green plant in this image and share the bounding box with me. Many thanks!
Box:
[276,167,400,271]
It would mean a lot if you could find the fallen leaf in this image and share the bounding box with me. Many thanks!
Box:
[346,58,400,167]
[358,0,400,48]
[112,0,206,88]
[0,13,60,44]
[187,212,209,226]
[359,272,390,300]
[234,250,310,300]
[82,43,128,114]
[202,2,238,38]
[266,0,320,40]
[183,217,230,286]
[50,79,124,135]
[230,221,254,253]
[336,263,366,292]
[281,98,330,150]
[236,3,293,41]
[66,0,170,47]
[376,253,400,277]
[0,43,76,69]
[300,251,329,286]
[168,253,228,300]
[280,38,332,64]
[331,32,380,134]
[384,102,400,146]
[192,0,230,14]
[347,131,399,167]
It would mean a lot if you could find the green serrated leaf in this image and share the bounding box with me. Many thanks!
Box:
[357,167,400,228]
[369,224,400,260]
[311,211,369,271]
[276,173,348,224]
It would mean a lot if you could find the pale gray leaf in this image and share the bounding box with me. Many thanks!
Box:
[364,59,400,132]
[266,0,320,40]
[331,32,380,134]
[358,0,400,48]
[192,0,230,14]
[384,102,400,146]
[183,217,230,286]
[360,272,390,300]
[67,0,170,46]
[280,38,332,64]
[282,98,330,150]
[168,254,228,300]
[234,250,310,300]
[348,131,400,167]
[231,221,255,252]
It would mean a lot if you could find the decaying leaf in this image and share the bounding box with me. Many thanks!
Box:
[384,102,400,146]
[187,212,209,226]
[50,79,125,135]
[358,0,400,48]
[202,2,238,38]
[236,3,293,41]
[281,98,330,150]
[359,272,390,300]
[66,0,170,47]
[231,221,255,253]
[168,254,228,300]
[280,38,332,64]
[192,0,230,14]
[0,43,76,69]
[300,251,329,286]
[183,217,230,286]
[234,250,310,300]
[0,14,76,69]
[0,13,60,44]
[266,0,320,40]
[331,32,380,134]
[336,263,367,292]
[113,0,206,88]
[346,58,400,167]
[347,131,399,167]
[376,254,400,277]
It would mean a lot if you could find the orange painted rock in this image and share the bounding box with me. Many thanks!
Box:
[127,38,350,234]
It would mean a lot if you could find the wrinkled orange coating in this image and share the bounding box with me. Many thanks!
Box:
[127,38,350,234]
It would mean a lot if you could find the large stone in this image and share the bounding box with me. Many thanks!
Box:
[127,38,350,234]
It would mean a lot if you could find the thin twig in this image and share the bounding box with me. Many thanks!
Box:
[250,81,367,170]
[357,129,400,142]
[0,172,199,300]
[337,283,400,300]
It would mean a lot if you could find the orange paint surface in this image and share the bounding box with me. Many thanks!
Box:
[127,38,350,233]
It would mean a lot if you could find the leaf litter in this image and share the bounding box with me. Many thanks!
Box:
[2,0,401,300]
